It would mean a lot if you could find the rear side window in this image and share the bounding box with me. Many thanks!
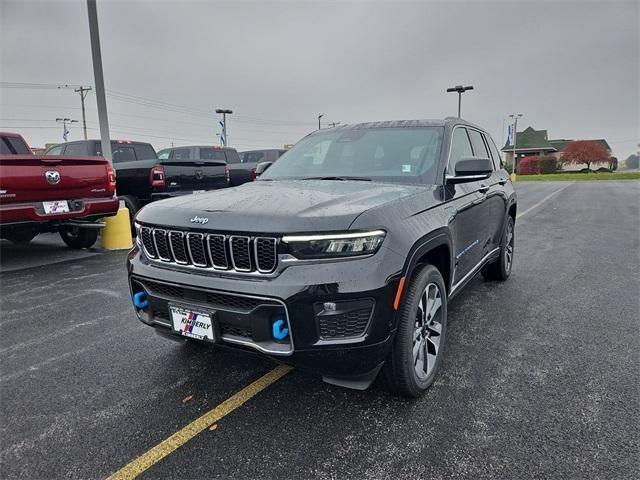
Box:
[485,135,504,170]
[169,148,192,160]
[199,148,226,161]
[244,151,266,163]
[64,143,86,156]
[111,146,136,163]
[225,149,242,164]
[1,136,30,154]
[157,149,170,160]
[448,127,473,174]
[468,129,493,170]
[134,144,157,160]
[46,145,64,155]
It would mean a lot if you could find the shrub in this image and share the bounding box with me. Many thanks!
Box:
[518,156,539,175]
[596,167,610,173]
[539,155,559,174]
[579,168,591,173]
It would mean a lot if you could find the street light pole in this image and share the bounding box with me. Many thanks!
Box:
[87,0,112,163]
[509,113,523,180]
[446,85,474,117]
[318,114,324,130]
[215,108,233,146]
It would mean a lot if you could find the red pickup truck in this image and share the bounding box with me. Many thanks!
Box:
[0,132,119,249]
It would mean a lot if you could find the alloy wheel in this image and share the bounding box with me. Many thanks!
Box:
[413,282,443,380]
[505,221,514,272]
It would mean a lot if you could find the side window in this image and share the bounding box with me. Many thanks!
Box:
[111,146,136,163]
[225,150,242,164]
[64,143,86,156]
[46,145,64,156]
[134,144,157,160]
[169,148,192,160]
[448,127,473,174]
[486,135,504,170]
[157,149,170,160]
[245,151,266,163]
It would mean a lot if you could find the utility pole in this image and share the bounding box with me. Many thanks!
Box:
[215,108,233,146]
[446,85,474,117]
[318,114,324,130]
[509,113,523,180]
[87,0,112,163]
[74,86,92,140]
[56,117,78,142]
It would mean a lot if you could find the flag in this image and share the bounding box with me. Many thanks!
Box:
[507,124,513,146]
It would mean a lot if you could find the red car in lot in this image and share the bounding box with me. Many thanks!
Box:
[0,132,119,249]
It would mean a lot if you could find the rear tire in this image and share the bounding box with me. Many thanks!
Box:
[382,264,448,398]
[4,228,37,245]
[482,216,514,281]
[60,227,99,249]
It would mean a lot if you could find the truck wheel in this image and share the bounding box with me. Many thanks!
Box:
[482,216,514,281]
[119,195,139,236]
[382,264,448,398]
[4,229,37,245]
[60,227,99,249]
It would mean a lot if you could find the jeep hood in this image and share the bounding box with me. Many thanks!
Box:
[136,180,430,232]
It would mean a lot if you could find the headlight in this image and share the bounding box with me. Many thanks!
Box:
[282,230,385,259]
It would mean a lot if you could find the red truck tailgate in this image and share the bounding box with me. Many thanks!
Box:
[0,155,116,203]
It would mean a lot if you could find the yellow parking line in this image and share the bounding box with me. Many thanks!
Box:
[107,364,293,480]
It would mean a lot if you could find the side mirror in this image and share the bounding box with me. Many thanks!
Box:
[447,157,493,184]
[255,161,273,177]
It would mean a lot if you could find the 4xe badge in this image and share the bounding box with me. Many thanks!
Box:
[45,171,60,185]
[190,215,209,225]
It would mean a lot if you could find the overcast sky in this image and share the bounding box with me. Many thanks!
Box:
[1,0,638,159]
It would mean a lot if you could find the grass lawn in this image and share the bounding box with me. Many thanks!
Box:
[516,172,640,181]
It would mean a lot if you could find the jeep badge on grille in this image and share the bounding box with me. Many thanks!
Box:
[190,216,209,225]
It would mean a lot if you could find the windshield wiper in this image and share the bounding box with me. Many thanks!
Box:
[300,176,371,181]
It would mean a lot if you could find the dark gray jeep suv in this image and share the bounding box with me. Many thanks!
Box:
[127,118,516,397]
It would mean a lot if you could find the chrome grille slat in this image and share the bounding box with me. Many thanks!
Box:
[168,231,188,264]
[229,236,252,272]
[139,226,276,274]
[207,234,229,269]
[186,233,209,267]
[152,229,172,262]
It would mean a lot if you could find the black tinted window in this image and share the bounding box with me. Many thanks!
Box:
[225,149,242,164]
[1,136,30,154]
[169,148,192,160]
[134,144,157,160]
[468,129,492,170]
[486,135,503,170]
[244,151,266,163]
[46,145,64,155]
[199,148,226,160]
[111,146,136,163]
[64,143,86,155]
[448,128,473,174]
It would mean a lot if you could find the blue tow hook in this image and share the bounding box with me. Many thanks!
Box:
[272,319,289,341]
[133,291,149,309]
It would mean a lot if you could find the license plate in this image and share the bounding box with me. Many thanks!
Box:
[43,200,70,214]
[192,190,206,195]
[170,305,215,341]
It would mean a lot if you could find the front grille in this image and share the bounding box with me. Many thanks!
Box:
[318,307,373,339]
[139,226,277,273]
[221,324,252,338]
[141,278,277,313]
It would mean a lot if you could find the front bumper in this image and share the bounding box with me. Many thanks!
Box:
[126,243,404,379]
[0,196,119,226]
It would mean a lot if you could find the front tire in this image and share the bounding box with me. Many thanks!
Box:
[60,227,99,249]
[383,264,448,398]
[482,215,514,281]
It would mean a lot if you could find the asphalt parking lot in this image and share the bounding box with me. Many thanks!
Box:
[1,180,638,479]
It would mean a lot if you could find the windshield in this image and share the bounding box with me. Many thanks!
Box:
[261,127,443,184]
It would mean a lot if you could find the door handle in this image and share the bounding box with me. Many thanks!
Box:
[498,178,508,185]
[479,184,489,193]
